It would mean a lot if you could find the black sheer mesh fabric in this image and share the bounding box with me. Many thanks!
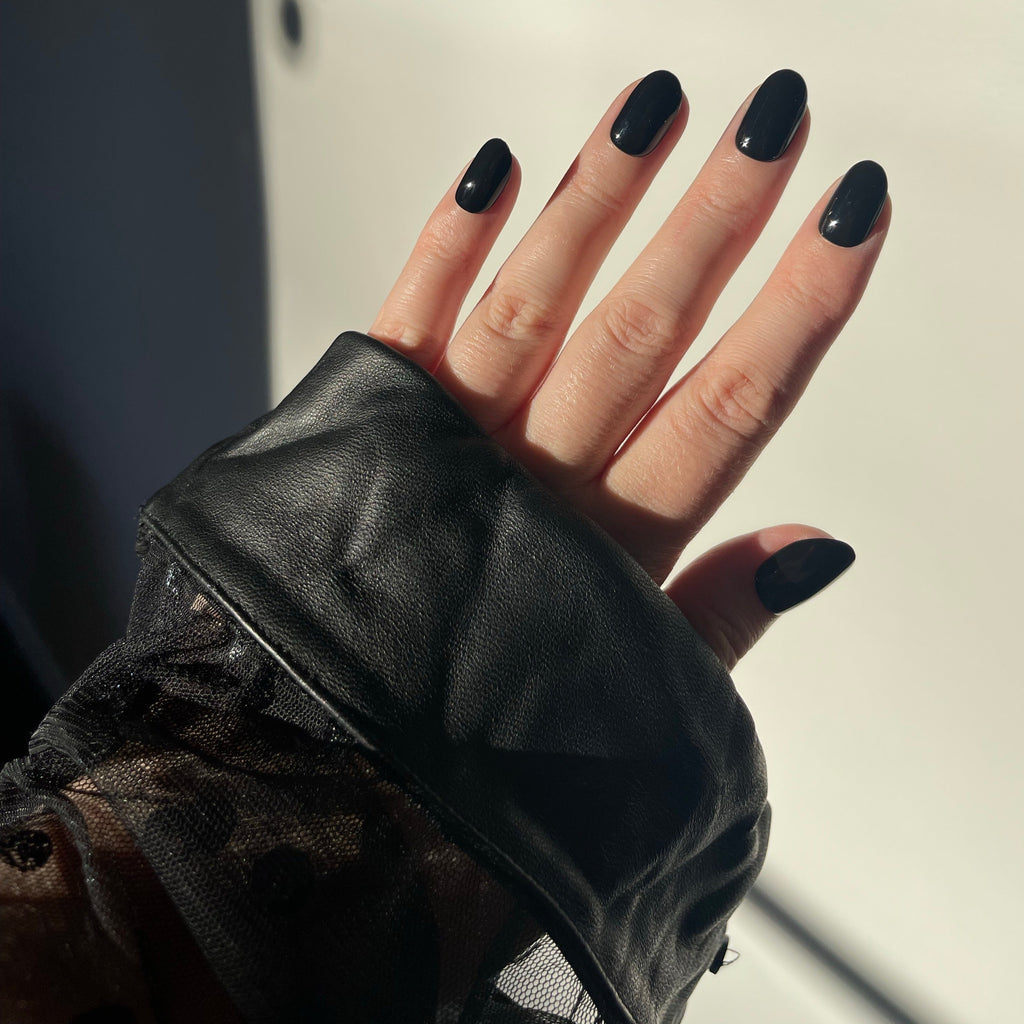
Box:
[0,532,606,1023]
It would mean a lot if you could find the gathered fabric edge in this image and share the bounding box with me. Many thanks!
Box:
[137,510,640,1024]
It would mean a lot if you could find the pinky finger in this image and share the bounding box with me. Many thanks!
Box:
[666,526,855,670]
[369,138,519,371]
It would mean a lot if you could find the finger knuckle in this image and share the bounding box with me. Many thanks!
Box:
[689,363,777,448]
[698,605,748,671]
[777,255,849,332]
[601,296,677,362]
[482,287,566,348]
[415,214,476,278]
[570,165,629,219]
[684,176,756,239]
[370,318,433,355]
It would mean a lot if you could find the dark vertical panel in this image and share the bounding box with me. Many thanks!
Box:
[0,1,269,721]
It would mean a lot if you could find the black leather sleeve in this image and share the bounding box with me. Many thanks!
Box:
[0,332,770,1024]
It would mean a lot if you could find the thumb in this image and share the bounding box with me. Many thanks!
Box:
[664,525,855,671]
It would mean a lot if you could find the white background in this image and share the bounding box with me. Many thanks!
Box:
[249,2,1024,1020]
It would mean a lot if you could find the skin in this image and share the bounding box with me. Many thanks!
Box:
[371,74,891,670]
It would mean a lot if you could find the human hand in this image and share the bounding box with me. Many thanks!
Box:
[369,69,890,669]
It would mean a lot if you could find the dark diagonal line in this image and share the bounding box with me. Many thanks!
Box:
[746,883,951,1024]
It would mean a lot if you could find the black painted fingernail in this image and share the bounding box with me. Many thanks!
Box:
[610,70,683,157]
[754,538,855,614]
[736,69,807,162]
[818,160,888,247]
[456,138,513,213]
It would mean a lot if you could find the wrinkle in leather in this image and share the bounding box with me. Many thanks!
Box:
[137,331,772,1023]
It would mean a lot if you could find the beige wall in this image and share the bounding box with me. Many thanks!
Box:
[251,2,1023,1020]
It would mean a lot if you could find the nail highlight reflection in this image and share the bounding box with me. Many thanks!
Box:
[610,70,683,157]
[754,538,856,613]
[735,69,807,162]
[456,138,513,214]
[818,161,888,247]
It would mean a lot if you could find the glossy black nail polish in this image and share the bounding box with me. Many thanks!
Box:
[610,70,683,157]
[456,138,513,213]
[735,69,806,162]
[754,538,855,614]
[819,161,888,247]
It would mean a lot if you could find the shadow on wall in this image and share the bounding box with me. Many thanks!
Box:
[0,0,270,750]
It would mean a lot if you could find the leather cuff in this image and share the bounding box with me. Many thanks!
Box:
[141,331,771,1024]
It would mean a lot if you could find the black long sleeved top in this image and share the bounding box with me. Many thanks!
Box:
[0,332,770,1023]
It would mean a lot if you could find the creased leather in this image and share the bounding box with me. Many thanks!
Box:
[141,331,771,1024]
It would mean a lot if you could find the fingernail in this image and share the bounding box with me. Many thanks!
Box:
[610,70,683,157]
[735,69,807,162]
[456,138,513,213]
[818,160,888,247]
[754,538,855,614]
